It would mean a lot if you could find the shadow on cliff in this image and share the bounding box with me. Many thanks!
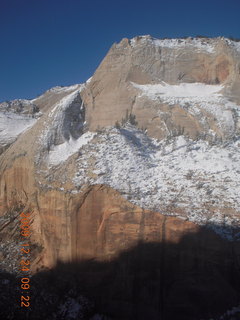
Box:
[1,225,240,320]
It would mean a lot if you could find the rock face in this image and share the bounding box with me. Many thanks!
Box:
[0,35,240,319]
[83,36,240,140]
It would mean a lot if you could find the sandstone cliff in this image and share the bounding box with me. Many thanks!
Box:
[0,35,240,319]
[83,36,240,140]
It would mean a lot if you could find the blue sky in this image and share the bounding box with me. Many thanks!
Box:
[1,0,240,102]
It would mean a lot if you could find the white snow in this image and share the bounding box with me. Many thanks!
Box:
[48,132,96,166]
[132,82,223,99]
[2,98,33,106]
[0,112,37,146]
[130,36,215,53]
[36,85,85,160]
[225,38,240,53]
[86,76,92,84]
[153,38,215,53]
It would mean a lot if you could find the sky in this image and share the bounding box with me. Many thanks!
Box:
[0,0,240,102]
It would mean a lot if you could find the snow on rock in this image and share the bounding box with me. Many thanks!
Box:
[46,84,80,94]
[153,38,215,53]
[86,76,92,84]
[30,83,83,104]
[131,81,239,136]
[0,112,37,146]
[36,85,85,158]
[130,36,215,53]
[224,38,240,53]
[48,89,81,117]
[130,36,240,54]
[232,41,240,52]
[72,124,240,240]
[132,82,223,99]
[49,132,96,166]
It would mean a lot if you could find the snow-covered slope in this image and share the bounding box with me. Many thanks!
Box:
[48,132,96,166]
[0,98,40,148]
[76,126,240,239]
[36,85,85,154]
[0,112,37,147]
[39,119,240,240]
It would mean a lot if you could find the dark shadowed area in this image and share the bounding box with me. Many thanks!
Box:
[1,225,240,320]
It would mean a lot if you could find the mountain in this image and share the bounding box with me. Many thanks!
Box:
[0,36,240,319]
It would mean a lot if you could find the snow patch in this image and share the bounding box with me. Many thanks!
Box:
[49,132,96,166]
[132,82,223,99]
